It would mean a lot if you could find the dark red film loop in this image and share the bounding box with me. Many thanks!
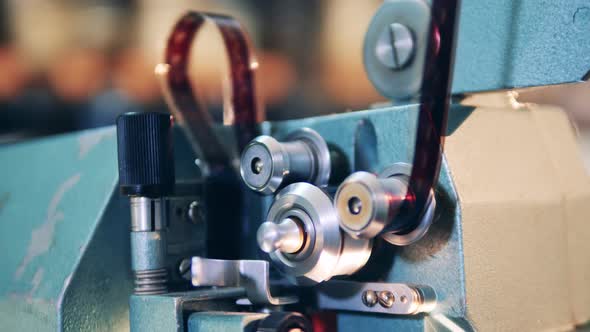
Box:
[405,0,460,228]
[158,11,263,173]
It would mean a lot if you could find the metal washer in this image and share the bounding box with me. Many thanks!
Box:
[266,183,342,285]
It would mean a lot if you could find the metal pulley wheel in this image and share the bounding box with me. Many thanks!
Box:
[257,183,372,285]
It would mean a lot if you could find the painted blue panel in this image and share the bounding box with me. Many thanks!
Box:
[0,127,120,329]
[454,0,590,92]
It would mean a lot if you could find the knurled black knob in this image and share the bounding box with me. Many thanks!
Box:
[116,112,175,197]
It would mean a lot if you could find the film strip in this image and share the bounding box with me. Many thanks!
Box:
[158,7,460,232]
[404,0,460,230]
[156,11,263,175]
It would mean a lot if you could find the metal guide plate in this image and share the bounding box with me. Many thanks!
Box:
[317,280,436,315]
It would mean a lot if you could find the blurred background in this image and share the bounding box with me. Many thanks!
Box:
[0,0,384,140]
[0,0,588,170]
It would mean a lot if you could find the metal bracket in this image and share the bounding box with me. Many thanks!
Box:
[317,280,436,315]
[191,257,298,306]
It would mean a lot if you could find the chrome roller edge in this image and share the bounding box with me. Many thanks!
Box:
[260,183,372,285]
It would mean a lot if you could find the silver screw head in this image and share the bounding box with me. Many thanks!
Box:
[252,157,264,174]
[187,201,204,225]
[362,290,378,307]
[378,290,395,308]
[375,23,415,70]
[257,218,305,254]
[178,258,191,279]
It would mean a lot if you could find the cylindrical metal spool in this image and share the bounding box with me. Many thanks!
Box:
[336,171,409,239]
[262,183,372,285]
[335,163,436,246]
[240,128,331,195]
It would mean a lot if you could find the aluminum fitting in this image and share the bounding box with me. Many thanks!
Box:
[129,197,169,295]
[257,183,372,285]
[335,163,436,245]
[240,128,331,195]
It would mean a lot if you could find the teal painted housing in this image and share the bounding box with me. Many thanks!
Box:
[0,127,132,331]
[367,0,590,96]
[0,126,208,331]
[130,288,246,332]
[454,0,590,92]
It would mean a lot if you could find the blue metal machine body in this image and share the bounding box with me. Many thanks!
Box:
[0,128,132,331]
[0,128,204,331]
[130,288,247,331]
[0,105,466,331]
[453,0,589,92]
[1,0,589,330]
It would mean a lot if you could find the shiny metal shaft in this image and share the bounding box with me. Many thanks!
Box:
[129,196,168,295]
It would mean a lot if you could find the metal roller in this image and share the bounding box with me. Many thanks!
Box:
[335,163,436,245]
[256,183,372,284]
[240,128,331,195]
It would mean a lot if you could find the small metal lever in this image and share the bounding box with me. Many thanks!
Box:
[191,257,298,306]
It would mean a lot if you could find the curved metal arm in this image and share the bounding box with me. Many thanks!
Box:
[191,257,298,306]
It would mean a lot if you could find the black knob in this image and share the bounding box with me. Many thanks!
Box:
[257,312,312,332]
[116,112,175,197]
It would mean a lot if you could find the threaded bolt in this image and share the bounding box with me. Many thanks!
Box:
[134,269,168,295]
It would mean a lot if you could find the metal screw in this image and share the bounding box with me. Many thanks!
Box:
[240,128,331,195]
[348,197,362,215]
[375,23,415,70]
[251,157,264,174]
[362,290,378,307]
[187,200,204,225]
[178,258,191,280]
[378,290,395,308]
